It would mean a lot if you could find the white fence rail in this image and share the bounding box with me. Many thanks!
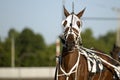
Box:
[0,67,55,80]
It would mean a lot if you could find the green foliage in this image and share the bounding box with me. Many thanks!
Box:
[97,31,116,54]
[8,28,19,38]
[0,27,116,67]
[81,29,116,54]
[15,28,47,67]
[82,28,96,48]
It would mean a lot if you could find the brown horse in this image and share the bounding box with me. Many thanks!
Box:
[110,44,120,62]
[55,6,120,80]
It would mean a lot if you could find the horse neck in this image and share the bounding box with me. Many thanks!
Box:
[61,48,79,72]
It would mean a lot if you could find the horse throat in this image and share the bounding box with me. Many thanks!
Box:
[62,48,79,72]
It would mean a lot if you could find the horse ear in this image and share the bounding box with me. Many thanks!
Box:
[63,6,70,17]
[77,8,86,18]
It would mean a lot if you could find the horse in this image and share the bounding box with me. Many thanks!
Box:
[54,6,120,80]
[110,44,120,62]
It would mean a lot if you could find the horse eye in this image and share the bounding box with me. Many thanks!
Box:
[63,20,67,27]
[76,21,80,28]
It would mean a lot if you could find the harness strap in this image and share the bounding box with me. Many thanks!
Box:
[56,46,120,80]
[57,50,80,80]
[80,46,120,79]
[81,47,120,73]
[80,48,103,73]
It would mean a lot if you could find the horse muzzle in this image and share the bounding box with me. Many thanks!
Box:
[66,34,76,46]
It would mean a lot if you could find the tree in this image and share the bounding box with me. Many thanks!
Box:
[98,31,116,54]
[1,38,11,66]
[0,41,5,66]
[15,28,47,66]
[81,28,96,48]
[81,28,116,54]
[8,28,19,39]
[0,27,116,67]
[0,29,19,67]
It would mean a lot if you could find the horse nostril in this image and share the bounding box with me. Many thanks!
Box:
[67,34,74,41]
[70,23,72,27]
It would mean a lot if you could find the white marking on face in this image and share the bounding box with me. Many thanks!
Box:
[62,14,82,37]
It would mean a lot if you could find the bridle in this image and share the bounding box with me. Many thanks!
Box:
[62,14,83,48]
[56,13,83,80]
[56,4,85,80]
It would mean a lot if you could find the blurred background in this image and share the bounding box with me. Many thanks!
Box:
[0,0,120,80]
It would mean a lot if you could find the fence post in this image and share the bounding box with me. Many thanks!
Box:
[56,38,60,65]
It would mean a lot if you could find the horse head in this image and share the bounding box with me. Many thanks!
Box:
[61,6,85,49]
[110,44,120,61]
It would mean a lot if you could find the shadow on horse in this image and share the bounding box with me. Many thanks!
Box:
[55,6,120,80]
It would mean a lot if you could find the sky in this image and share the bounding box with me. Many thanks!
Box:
[0,0,120,44]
